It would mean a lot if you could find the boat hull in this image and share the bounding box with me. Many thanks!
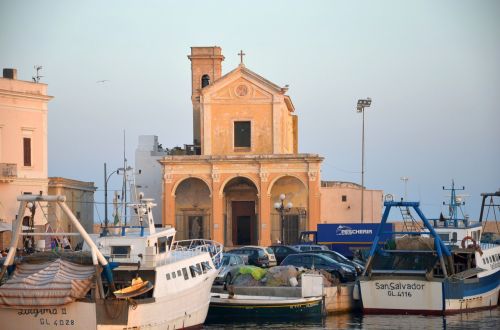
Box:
[360,271,500,315]
[207,294,323,319]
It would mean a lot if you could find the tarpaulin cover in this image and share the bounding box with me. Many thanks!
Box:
[0,259,95,308]
[238,266,267,280]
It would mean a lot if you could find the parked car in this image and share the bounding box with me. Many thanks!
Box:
[269,245,301,265]
[293,244,329,252]
[229,246,277,267]
[280,253,356,282]
[301,250,364,275]
[214,253,246,285]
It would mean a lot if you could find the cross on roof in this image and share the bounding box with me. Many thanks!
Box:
[238,50,246,64]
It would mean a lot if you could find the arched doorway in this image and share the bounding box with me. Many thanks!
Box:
[174,178,211,240]
[270,176,308,244]
[223,177,259,247]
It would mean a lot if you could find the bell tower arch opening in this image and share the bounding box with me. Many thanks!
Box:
[201,74,210,88]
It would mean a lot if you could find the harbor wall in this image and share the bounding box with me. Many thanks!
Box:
[324,283,360,314]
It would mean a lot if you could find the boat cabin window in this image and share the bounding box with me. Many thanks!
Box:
[177,270,182,277]
[111,246,131,258]
[166,273,171,280]
[451,232,458,243]
[472,230,480,241]
[438,233,449,242]
[158,236,168,253]
[171,271,176,279]
[182,267,189,280]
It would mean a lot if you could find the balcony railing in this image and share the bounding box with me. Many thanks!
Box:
[0,163,17,181]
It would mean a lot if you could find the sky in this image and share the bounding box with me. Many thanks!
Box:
[1,0,499,223]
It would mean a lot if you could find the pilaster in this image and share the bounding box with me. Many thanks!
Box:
[163,171,175,228]
[211,168,224,243]
[258,169,271,246]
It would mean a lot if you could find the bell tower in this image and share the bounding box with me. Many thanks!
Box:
[188,47,224,152]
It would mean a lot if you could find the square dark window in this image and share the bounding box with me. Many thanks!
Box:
[341,195,347,202]
[234,121,251,148]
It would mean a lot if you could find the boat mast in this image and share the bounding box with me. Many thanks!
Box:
[443,180,466,227]
[123,130,128,226]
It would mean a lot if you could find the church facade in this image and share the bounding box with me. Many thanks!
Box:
[160,47,323,247]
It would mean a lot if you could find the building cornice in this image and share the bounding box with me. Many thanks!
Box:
[48,177,97,191]
[0,89,53,102]
[159,153,323,165]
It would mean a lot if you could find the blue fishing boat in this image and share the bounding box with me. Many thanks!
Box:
[358,191,500,315]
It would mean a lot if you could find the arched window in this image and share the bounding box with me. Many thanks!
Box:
[201,74,210,88]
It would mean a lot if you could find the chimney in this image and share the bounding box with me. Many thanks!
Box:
[3,68,17,79]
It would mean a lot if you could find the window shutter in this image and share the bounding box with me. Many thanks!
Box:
[23,138,31,166]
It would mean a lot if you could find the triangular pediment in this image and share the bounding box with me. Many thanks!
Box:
[202,65,284,101]
[210,77,273,101]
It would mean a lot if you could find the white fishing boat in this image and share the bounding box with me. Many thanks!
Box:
[358,192,500,315]
[0,194,223,329]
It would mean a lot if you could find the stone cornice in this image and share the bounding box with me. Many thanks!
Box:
[158,153,323,165]
[48,177,97,191]
[0,89,53,102]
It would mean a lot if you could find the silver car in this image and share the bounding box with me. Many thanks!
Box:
[214,254,246,285]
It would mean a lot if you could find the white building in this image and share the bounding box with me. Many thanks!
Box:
[134,135,170,225]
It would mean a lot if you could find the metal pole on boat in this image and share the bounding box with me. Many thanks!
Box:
[57,200,108,265]
[104,162,109,236]
[363,202,391,276]
[0,200,27,280]
[92,247,105,299]
[57,200,116,288]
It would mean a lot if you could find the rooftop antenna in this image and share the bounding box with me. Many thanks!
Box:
[32,65,43,83]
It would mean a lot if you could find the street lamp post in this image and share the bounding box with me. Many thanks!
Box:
[274,193,293,244]
[357,98,372,224]
[103,163,122,236]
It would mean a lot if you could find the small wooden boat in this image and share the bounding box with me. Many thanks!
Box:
[113,277,154,299]
[208,293,323,319]
[207,274,325,320]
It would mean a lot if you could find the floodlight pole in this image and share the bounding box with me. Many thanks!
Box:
[357,98,372,224]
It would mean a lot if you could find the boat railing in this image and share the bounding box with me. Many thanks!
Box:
[172,239,224,268]
[480,242,499,250]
